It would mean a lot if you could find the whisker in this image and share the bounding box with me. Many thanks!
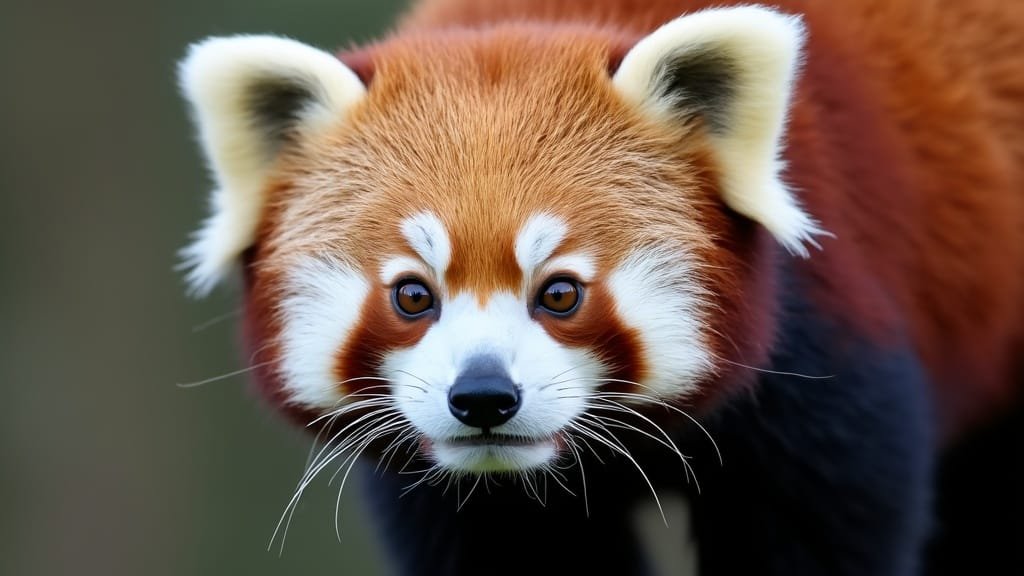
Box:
[330,417,409,541]
[377,425,420,472]
[590,390,722,467]
[579,411,681,462]
[190,307,242,333]
[392,369,435,392]
[307,409,402,478]
[457,473,483,512]
[560,377,724,467]
[566,436,591,516]
[327,416,407,485]
[542,461,575,498]
[585,398,685,459]
[270,407,401,552]
[307,395,396,427]
[568,421,667,526]
[176,360,272,388]
[714,354,835,380]
[540,361,595,390]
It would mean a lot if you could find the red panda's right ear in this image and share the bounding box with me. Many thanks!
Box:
[612,6,826,257]
[177,36,366,296]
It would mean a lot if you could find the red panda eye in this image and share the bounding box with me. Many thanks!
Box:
[537,278,582,316]
[393,279,434,318]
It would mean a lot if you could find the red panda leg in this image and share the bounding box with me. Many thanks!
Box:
[925,401,1024,575]
[361,462,653,576]
[685,287,935,576]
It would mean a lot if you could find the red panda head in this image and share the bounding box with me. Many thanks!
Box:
[179,6,820,473]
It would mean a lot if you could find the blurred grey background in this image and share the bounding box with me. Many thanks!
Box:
[1,1,406,574]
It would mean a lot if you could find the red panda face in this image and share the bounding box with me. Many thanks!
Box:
[180,9,817,473]
[251,33,719,472]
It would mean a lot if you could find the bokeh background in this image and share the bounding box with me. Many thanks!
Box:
[1,1,696,574]
[2,1,405,574]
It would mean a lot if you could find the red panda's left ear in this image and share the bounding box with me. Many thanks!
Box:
[177,36,366,296]
[612,6,826,255]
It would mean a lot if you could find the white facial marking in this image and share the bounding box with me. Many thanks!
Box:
[379,255,428,285]
[401,212,451,279]
[382,292,602,472]
[541,253,596,283]
[279,257,369,409]
[515,213,567,277]
[607,249,714,398]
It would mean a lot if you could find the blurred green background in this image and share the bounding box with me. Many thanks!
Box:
[1,1,406,574]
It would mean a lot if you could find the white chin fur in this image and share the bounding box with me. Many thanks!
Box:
[432,440,558,473]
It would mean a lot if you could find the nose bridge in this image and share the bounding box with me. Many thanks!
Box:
[446,292,521,362]
[460,353,507,380]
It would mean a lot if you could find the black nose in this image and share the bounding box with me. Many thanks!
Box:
[448,356,521,430]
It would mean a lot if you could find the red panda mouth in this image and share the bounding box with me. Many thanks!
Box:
[422,432,566,472]
[443,433,549,447]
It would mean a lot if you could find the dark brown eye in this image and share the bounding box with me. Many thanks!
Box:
[393,279,434,318]
[537,278,582,316]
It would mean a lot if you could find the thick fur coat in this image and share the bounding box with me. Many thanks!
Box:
[178,1,1024,574]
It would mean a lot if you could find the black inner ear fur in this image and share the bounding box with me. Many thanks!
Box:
[654,44,738,135]
[246,77,317,153]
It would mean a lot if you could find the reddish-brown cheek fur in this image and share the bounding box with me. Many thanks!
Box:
[241,247,320,428]
[537,282,646,389]
[335,287,432,392]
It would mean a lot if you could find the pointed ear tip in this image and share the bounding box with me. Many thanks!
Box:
[177,34,295,74]
[725,5,806,36]
[177,35,308,100]
[176,36,238,93]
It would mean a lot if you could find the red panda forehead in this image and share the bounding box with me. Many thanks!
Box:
[265,25,716,287]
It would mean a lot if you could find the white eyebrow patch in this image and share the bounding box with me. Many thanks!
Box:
[379,255,429,284]
[542,253,596,282]
[401,212,451,278]
[515,213,567,273]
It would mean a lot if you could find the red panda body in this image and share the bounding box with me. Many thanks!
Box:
[178,1,1024,574]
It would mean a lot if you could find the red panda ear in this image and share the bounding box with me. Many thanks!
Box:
[612,6,826,255]
[177,36,366,296]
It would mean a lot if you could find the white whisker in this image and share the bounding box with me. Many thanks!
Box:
[176,360,272,388]
[190,307,242,333]
[714,354,834,380]
[568,421,667,526]
[457,473,483,511]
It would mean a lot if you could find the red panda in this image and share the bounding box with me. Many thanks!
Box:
[178,0,1024,574]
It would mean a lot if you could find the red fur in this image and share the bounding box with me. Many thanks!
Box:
[393,0,1024,437]
[238,0,1023,442]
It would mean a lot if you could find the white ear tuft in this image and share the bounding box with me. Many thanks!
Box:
[613,5,827,255]
[178,35,366,295]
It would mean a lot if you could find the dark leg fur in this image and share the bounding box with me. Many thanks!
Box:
[925,401,1024,575]
[362,463,652,576]
[687,313,935,575]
